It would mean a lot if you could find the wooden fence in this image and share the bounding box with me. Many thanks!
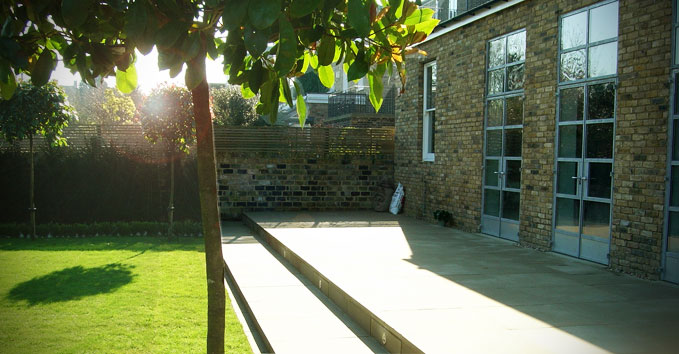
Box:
[1,125,395,156]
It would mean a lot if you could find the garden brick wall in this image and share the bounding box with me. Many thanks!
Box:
[395,0,673,279]
[216,152,393,218]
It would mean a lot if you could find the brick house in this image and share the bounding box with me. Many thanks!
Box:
[395,0,678,282]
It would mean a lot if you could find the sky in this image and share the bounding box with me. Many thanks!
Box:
[50,48,228,92]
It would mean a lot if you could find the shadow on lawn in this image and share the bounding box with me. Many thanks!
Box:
[7,263,135,306]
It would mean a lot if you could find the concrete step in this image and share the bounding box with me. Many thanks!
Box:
[241,215,422,354]
[221,222,385,354]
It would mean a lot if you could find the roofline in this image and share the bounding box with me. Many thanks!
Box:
[420,0,526,45]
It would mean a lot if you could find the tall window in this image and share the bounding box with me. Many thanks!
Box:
[559,0,618,82]
[481,29,525,241]
[553,0,618,264]
[423,61,437,161]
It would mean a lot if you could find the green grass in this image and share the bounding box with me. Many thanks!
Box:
[0,237,252,354]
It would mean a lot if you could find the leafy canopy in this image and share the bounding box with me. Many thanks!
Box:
[139,85,195,153]
[65,83,138,125]
[210,86,260,127]
[0,0,438,126]
[0,81,74,145]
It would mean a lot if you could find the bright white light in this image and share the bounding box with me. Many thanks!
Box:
[51,48,228,92]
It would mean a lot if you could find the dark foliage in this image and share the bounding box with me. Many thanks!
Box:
[0,140,200,223]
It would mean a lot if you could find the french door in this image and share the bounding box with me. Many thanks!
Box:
[664,70,679,283]
[481,95,523,241]
[553,81,615,264]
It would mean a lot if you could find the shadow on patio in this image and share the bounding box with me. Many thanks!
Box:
[245,211,679,353]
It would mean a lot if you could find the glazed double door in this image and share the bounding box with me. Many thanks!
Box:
[481,95,523,241]
[553,82,615,265]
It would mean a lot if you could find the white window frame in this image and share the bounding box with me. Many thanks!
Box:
[423,61,436,162]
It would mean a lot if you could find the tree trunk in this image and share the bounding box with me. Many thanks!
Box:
[191,61,226,354]
[168,154,175,237]
[29,134,36,238]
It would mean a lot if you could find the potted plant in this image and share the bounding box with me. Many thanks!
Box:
[433,210,453,227]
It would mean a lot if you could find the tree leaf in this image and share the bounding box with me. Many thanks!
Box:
[155,22,184,48]
[317,35,335,67]
[347,0,370,37]
[223,0,250,30]
[291,0,321,18]
[241,84,256,99]
[281,78,293,107]
[274,15,297,77]
[368,71,383,112]
[61,0,93,28]
[125,0,147,39]
[317,64,334,88]
[347,50,369,81]
[31,50,55,86]
[0,68,16,100]
[293,80,307,127]
[404,8,434,26]
[249,59,265,94]
[388,0,404,18]
[244,25,269,59]
[415,18,439,35]
[248,0,280,30]
[301,52,310,73]
[116,64,137,94]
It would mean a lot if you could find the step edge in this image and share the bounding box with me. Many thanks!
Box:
[242,213,424,354]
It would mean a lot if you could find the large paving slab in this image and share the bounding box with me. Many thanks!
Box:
[220,222,384,354]
[244,211,679,354]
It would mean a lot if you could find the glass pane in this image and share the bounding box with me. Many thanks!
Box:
[671,166,679,207]
[561,11,587,50]
[428,111,435,153]
[582,201,610,239]
[485,159,500,187]
[487,99,503,127]
[669,211,679,252]
[557,161,578,195]
[560,87,584,122]
[676,27,679,66]
[588,83,615,120]
[589,2,618,43]
[507,64,524,91]
[425,63,437,109]
[586,123,613,159]
[675,72,679,115]
[502,191,520,221]
[489,38,505,67]
[587,163,612,199]
[674,120,679,160]
[488,69,504,94]
[504,129,522,157]
[560,50,586,81]
[506,160,521,189]
[484,189,500,217]
[556,197,580,233]
[558,125,583,158]
[486,129,502,156]
[506,96,523,125]
[507,31,526,63]
[589,42,618,78]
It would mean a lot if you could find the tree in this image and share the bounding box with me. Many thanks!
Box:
[210,86,259,126]
[0,1,437,352]
[65,83,137,124]
[0,81,74,237]
[139,85,195,236]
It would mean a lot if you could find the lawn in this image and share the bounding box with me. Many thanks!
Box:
[0,237,252,353]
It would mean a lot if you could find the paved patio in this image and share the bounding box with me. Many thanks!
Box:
[242,211,679,353]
